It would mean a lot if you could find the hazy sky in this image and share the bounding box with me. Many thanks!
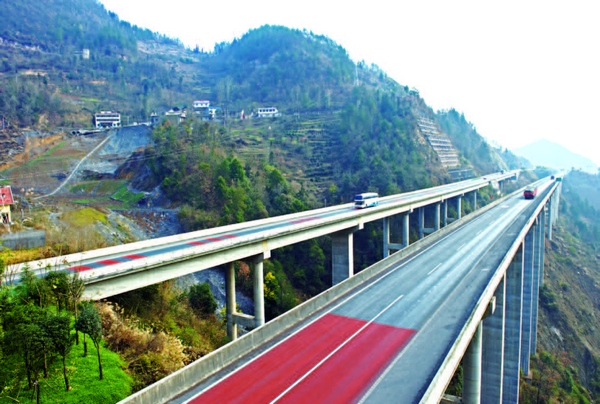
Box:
[100,0,600,165]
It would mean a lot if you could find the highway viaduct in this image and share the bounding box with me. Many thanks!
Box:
[117,175,561,404]
[6,170,565,403]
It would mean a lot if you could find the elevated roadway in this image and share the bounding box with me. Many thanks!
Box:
[122,177,560,403]
[4,171,517,302]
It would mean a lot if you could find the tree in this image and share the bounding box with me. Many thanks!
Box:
[43,313,73,391]
[188,283,217,316]
[75,303,103,380]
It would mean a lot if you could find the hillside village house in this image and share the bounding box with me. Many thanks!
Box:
[193,100,212,121]
[94,111,121,128]
[0,185,13,225]
[257,107,280,118]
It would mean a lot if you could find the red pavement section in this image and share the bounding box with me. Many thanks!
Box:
[190,314,415,404]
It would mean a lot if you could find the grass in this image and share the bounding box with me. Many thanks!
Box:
[0,336,132,404]
[20,142,67,170]
[61,207,108,227]
[111,185,144,208]
[80,97,100,103]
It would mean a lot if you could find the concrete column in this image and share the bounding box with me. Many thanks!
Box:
[464,323,483,404]
[520,226,536,376]
[418,207,425,239]
[226,262,238,340]
[251,252,269,327]
[502,244,524,403]
[547,202,553,241]
[539,207,546,286]
[402,212,410,248]
[472,191,478,210]
[434,202,441,231]
[383,217,390,259]
[499,180,504,193]
[457,196,463,220]
[443,200,448,227]
[532,215,543,352]
[332,226,361,285]
[482,276,506,403]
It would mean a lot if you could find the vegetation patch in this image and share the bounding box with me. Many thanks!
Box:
[61,207,108,227]
[111,185,144,208]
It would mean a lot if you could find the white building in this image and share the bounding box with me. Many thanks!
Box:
[257,107,280,118]
[94,111,121,128]
[193,100,210,109]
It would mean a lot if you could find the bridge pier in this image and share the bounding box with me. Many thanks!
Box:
[419,206,436,239]
[383,214,408,258]
[532,214,544,352]
[418,207,425,239]
[226,262,237,340]
[482,275,506,403]
[463,323,482,404]
[520,225,536,376]
[472,191,478,210]
[547,201,553,241]
[443,200,448,227]
[332,225,362,285]
[502,244,523,403]
[252,252,269,328]
[457,196,462,220]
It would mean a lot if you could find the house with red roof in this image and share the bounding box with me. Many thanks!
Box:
[0,186,14,224]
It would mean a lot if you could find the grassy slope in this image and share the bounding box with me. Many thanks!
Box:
[0,336,131,404]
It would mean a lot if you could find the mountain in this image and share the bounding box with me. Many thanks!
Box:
[513,139,598,173]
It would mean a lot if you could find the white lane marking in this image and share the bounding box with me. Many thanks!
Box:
[270,294,405,403]
[428,263,442,275]
[456,243,466,251]
[183,199,503,402]
[476,230,483,236]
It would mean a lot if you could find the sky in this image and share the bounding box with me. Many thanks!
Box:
[100,0,600,166]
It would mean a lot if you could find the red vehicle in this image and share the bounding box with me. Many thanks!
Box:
[524,187,538,199]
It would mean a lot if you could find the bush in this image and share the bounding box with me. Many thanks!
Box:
[188,283,217,316]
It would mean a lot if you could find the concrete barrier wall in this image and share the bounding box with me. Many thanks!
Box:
[1,230,46,250]
[120,184,522,404]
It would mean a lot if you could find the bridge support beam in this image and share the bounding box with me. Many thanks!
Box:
[418,207,425,239]
[383,215,406,258]
[252,252,270,328]
[547,202,553,241]
[443,200,448,227]
[482,276,506,403]
[332,225,362,285]
[520,225,536,376]
[532,214,544,352]
[539,208,546,288]
[402,212,410,249]
[457,196,463,220]
[463,323,482,404]
[226,262,238,340]
[502,244,524,403]
[472,190,478,210]
[434,202,441,231]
